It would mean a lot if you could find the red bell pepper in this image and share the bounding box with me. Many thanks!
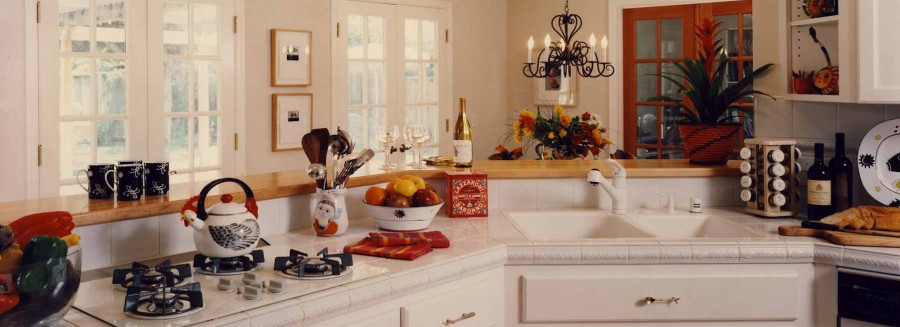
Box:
[0,277,19,315]
[9,212,74,247]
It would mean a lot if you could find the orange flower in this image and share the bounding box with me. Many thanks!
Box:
[560,113,572,128]
[514,132,523,143]
[559,129,567,138]
[554,105,566,116]
[547,132,556,140]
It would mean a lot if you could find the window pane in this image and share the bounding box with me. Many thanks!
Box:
[368,62,386,105]
[97,119,127,163]
[405,63,420,103]
[660,18,682,59]
[367,108,386,149]
[422,20,436,60]
[743,14,753,56]
[348,61,364,105]
[347,108,364,148]
[165,117,190,170]
[662,150,685,159]
[660,62,681,100]
[194,170,220,183]
[405,19,419,60]
[424,105,438,146]
[193,4,218,55]
[715,15,738,57]
[59,0,91,52]
[405,106,420,126]
[423,63,436,103]
[163,2,189,55]
[59,58,91,116]
[636,20,657,59]
[347,15,364,59]
[96,0,126,53]
[59,121,92,179]
[661,106,682,146]
[193,116,219,167]
[98,59,126,114]
[636,106,658,145]
[636,63,657,101]
[367,16,385,59]
[164,60,189,112]
[194,61,219,111]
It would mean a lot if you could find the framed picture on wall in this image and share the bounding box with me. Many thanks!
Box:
[271,29,312,86]
[272,93,313,152]
[533,50,578,106]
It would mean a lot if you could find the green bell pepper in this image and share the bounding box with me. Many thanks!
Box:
[14,236,67,297]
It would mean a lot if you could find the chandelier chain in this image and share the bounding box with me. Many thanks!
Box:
[564,0,569,14]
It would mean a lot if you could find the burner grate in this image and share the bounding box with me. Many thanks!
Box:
[124,282,204,319]
[273,248,353,279]
[193,249,265,276]
[112,259,192,291]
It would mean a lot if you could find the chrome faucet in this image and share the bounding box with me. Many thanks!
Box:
[587,159,627,214]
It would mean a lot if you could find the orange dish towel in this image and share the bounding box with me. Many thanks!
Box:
[344,238,434,260]
[368,231,451,248]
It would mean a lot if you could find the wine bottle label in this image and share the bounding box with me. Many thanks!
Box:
[453,140,473,163]
[807,180,832,205]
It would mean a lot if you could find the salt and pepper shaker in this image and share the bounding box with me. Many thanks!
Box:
[690,197,702,213]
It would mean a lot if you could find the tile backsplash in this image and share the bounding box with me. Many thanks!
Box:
[755,98,896,209]
[73,176,738,270]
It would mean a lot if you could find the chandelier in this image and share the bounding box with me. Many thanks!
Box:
[523,0,614,78]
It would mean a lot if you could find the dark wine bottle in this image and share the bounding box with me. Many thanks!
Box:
[807,143,833,220]
[829,133,853,212]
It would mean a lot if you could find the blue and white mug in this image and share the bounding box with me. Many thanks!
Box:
[76,164,115,199]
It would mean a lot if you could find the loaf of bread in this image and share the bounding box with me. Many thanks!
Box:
[821,206,900,231]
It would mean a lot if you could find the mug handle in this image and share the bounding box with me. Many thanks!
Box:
[105,170,116,191]
[75,170,89,192]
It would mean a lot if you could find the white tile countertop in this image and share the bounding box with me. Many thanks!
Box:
[63,207,900,325]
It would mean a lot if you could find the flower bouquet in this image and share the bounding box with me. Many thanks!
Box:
[510,105,613,160]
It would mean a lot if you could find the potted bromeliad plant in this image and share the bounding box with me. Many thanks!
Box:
[649,18,773,165]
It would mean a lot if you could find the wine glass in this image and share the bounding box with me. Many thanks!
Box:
[403,125,421,168]
[412,126,432,169]
[377,125,399,170]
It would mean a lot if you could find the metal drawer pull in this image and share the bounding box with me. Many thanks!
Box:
[642,296,680,304]
[443,312,476,325]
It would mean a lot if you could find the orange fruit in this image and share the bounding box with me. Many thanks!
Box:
[385,178,401,196]
[393,180,418,198]
[365,186,387,206]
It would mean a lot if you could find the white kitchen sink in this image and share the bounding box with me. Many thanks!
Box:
[503,210,767,240]
[503,210,655,240]
[628,215,768,238]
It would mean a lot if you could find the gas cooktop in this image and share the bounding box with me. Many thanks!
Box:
[71,243,389,326]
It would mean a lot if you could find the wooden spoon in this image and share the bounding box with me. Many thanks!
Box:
[301,133,319,164]
[310,128,330,165]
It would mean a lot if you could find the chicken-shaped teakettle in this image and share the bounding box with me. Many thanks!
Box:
[180,178,261,258]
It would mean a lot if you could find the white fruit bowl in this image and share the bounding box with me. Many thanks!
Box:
[363,201,444,231]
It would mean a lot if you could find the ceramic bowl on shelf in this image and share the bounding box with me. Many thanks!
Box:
[363,201,444,231]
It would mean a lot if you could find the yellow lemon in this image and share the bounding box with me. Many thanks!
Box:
[402,175,427,190]
[393,180,418,198]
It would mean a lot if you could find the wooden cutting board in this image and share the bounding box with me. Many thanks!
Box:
[778,225,900,247]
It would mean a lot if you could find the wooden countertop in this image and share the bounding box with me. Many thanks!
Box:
[0,160,740,227]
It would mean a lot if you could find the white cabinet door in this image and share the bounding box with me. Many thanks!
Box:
[859,0,900,103]
[400,270,503,327]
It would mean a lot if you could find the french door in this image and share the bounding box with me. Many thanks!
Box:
[38,0,236,197]
[334,0,450,163]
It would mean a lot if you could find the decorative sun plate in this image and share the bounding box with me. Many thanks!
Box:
[859,118,900,206]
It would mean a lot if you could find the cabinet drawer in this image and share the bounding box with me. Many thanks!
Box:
[401,277,502,327]
[521,272,799,323]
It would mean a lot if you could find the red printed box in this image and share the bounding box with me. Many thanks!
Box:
[445,172,488,218]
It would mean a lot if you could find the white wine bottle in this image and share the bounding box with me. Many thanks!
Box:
[453,98,474,168]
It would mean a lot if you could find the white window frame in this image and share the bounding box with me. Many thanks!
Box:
[33,0,244,198]
[332,0,452,164]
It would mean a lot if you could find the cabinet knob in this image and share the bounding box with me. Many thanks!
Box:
[642,296,680,305]
[443,312,476,325]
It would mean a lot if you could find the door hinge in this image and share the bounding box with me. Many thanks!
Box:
[36,1,41,24]
[337,22,341,38]
[234,133,239,151]
[445,29,449,43]
[445,119,450,133]
[37,144,43,166]
[233,16,238,33]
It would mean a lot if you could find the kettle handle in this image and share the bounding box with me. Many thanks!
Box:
[195,178,258,220]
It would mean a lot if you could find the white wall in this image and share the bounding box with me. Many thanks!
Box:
[243,0,333,175]
[0,0,27,202]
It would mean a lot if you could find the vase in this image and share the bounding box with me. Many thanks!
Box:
[678,122,741,165]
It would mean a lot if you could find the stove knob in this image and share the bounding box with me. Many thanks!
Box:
[243,285,262,301]
[242,272,263,287]
[268,278,287,294]
[217,278,237,292]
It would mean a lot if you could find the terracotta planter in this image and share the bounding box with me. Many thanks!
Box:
[678,123,741,165]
